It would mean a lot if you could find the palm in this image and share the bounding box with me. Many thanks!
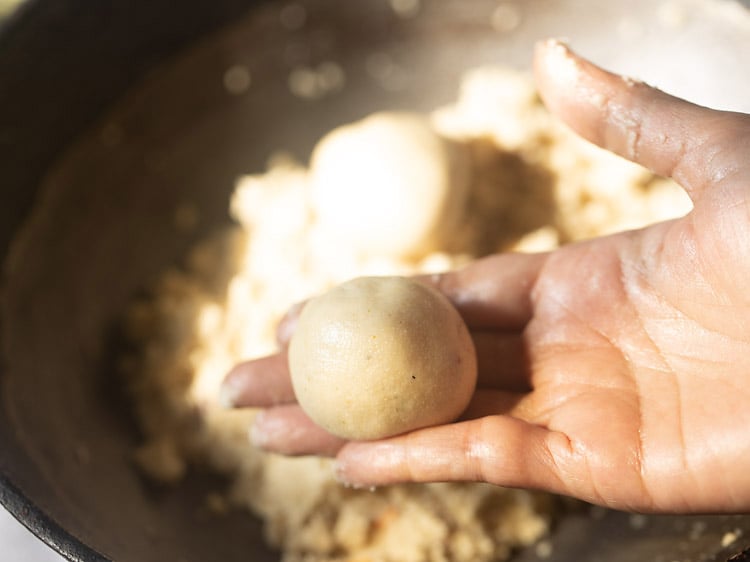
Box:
[223,42,750,513]
[511,210,750,511]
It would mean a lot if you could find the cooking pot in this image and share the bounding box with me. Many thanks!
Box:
[2,1,750,561]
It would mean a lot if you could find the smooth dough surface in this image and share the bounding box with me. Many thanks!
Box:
[288,276,477,440]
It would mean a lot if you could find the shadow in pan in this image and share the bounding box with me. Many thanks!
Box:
[1,1,750,561]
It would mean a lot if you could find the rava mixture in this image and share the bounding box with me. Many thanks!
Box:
[121,66,692,562]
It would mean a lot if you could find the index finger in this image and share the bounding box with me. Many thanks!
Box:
[416,251,548,331]
[276,251,548,347]
[221,351,295,408]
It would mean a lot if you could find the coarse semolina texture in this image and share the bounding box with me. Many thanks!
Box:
[121,66,693,562]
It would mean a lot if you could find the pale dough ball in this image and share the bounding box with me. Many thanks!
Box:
[309,112,471,259]
[288,276,477,440]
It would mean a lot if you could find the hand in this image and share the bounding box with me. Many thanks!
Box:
[221,40,750,514]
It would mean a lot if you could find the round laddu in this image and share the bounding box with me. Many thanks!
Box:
[288,276,477,440]
[309,111,471,259]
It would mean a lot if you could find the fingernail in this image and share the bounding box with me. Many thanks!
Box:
[537,37,570,55]
[276,301,304,345]
[542,40,579,79]
[333,457,349,483]
[249,412,269,447]
[218,379,239,408]
[333,446,368,485]
[334,459,378,491]
[333,458,358,487]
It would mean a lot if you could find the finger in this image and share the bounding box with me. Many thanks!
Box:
[276,301,306,347]
[251,404,346,457]
[416,252,548,330]
[473,331,531,392]
[334,415,570,495]
[221,352,295,408]
[534,39,750,201]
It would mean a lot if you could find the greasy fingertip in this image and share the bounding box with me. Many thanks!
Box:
[249,410,272,447]
[220,361,254,408]
[251,405,346,457]
[276,300,306,346]
[221,353,295,408]
[219,374,242,408]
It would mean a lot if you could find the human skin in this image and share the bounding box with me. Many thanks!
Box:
[221,40,750,514]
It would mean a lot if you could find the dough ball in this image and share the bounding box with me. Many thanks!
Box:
[309,111,471,259]
[288,276,477,440]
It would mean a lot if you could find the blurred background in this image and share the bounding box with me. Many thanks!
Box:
[1,0,749,561]
[1,0,65,554]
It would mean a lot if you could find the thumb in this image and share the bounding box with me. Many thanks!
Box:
[533,40,750,203]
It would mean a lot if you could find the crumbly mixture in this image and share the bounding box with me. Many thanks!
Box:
[121,66,692,562]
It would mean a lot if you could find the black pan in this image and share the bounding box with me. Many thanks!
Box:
[1,1,750,560]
